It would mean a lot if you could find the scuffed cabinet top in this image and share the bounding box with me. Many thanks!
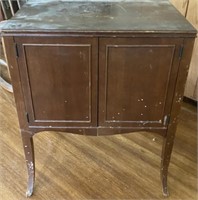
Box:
[0,0,196,34]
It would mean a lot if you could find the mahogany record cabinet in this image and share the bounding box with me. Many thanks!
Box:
[0,0,196,197]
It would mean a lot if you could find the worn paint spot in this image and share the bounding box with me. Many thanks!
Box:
[27,161,34,171]
[176,97,182,103]
[79,51,86,60]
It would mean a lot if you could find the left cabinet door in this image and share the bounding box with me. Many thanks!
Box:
[15,37,98,127]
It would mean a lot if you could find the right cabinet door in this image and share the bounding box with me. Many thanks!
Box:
[99,38,183,128]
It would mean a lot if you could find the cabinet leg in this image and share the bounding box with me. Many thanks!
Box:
[160,129,176,197]
[21,130,35,197]
[161,166,169,197]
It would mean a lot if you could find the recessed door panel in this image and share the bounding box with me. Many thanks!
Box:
[16,37,98,127]
[99,38,183,127]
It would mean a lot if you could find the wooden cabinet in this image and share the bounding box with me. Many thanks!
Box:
[14,37,185,129]
[1,0,196,198]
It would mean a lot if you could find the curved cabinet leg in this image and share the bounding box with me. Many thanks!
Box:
[21,130,35,197]
[161,128,176,197]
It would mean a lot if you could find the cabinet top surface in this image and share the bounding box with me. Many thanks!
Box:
[0,0,196,34]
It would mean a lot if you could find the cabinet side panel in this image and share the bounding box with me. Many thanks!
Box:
[2,36,28,130]
[167,38,195,133]
[160,38,195,190]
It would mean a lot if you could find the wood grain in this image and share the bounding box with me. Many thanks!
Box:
[98,37,183,128]
[14,37,98,127]
[0,85,197,199]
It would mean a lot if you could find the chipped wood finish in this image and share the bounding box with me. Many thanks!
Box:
[1,0,196,197]
[0,1,196,34]
[21,130,35,197]
[160,38,195,196]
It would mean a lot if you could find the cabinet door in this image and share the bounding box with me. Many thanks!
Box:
[99,38,183,128]
[15,37,98,127]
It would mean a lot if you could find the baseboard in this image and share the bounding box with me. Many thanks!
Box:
[183,96,197,107]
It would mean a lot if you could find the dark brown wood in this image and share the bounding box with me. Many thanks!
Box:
[21,130,35,197]
[99,37,183,128]
[160,37,195,196]
[1,0,196,198]
[15,36,98,127]
[2,36,28,130]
